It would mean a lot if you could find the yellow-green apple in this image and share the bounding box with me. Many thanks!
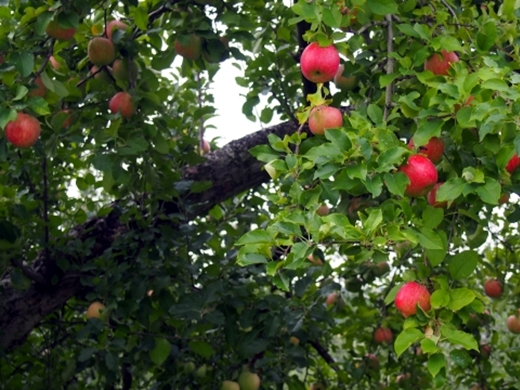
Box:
[424,50,459,76]
[308,105,343,135]
[184,361,196,374]
[88,37,116,66]
[109,92,135,118]
[333,64,358,91]
[238,371,260,390]
[5,112,41,148]
[317,205,330,216]
[398,154,438,197]
[289,336,300,345]
[175,34,202,60]
[28,76,47,97]
[506,154,520,174]
[221,381,240,390]
[300,42,340,83]
[507,310,520,333]
[484,279,502,298]
[46,18,76,41]
[86,301,106,319]
[106,20,129,40]
[373,326,393,344]
[112,58,140,83]
[395,281,431,317]
[408,136,444,164]
[427,183,448,208]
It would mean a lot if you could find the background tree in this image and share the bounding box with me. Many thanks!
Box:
[0,0,519,389]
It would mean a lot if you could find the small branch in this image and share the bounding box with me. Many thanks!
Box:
[42,156,51,271]
[308,339,338,371]
[439,0,459,26]
[196,72,205,154]
[383,14,394,122]
[10,258,47,286]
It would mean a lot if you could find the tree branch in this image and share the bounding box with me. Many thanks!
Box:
[383,14,394,122]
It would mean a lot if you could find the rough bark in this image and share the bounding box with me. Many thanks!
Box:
[0,117,309,353]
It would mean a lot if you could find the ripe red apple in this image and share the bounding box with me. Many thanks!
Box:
[106,20,129,40]
[46,18,76,41]
[5,112,41,148]
[175,34,202,60]
[317,205,330,216]
[88,37,116,66]
[424,50,460,76]
[109,92,135,118]
[373,326,393,344]
[333,64,358,91]
[484,279,502,298]
[408,137,444,164]
[506,154,520,174]
[427,183,448,208]
[237,371,260,390]
[507,310,520,333]
[395,281,431,317]
[308,105,343,135]
[86,301,106,319]
[28,76,47,98]
[112,58,140,83]
[300,42,340,83]
[398,154,438,197]
[326,292,338,306]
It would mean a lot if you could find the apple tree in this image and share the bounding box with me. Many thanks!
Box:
[1,0,520,389]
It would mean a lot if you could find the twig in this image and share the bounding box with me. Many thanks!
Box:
[308,339,338,371]
[10,258,47,286]
[42,156,51,271]
[439,0,459,26]
[383,14,394,122]
[196,72,205,154]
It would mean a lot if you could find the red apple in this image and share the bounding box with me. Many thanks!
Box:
[427,183,448,208]
[326,292,338,306]
[484,279,502,298]
[507,310,520,333]
[333,64,358,91]
[88,37,116,66]
[373,326,393,344]
[300,42,340,84]
[307,255,323,266]
[28,76,47,98]
[424,50,460,76]
[317,205,330,216]
[5,112,41,148]
[395,281,431,317]
[398,154,438,197]
[365,354,379,369]
[57,109,72,128]
[454,95,474,111]
[86,301,106,319]
[308,105,343,135]
[506,154,520,174]
[46,18,76,41]
[49,56,62,71]
[408,137,444,164]
[480,344,491,359]
[499,193,510,204]
[175,34,202,60]
[109,92,135,118]
[201,139,211,154]
[90,65,112,82]
[106,20,129,41]
[112,58,140,83]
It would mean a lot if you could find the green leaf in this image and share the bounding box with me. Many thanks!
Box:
[440,325,478,351]
[449,349,472,368]
[367,0,398,15]
[271,221,302,236]
[448,250,478,279]
[394,327,424,357]
[189,340,215,358]
[476,22,497,51]
[448,288,475,311]
[476,178,500,205]
[413,120,443,147]
[422,207,443,229]
[481,79,509,92]
[435,179,466,202]
[324,128,352,152]
[322,7,342,28]
[427,353,445,377]
[385,172,409,197]
[134,7,149,31]
[236,252,268,266]
[415,227,444,250]
[249,145,280,163]
[420,338,439,354]
[367,103,383,125]
[11,50,34,78]
[149,338,171,365]
[236,230,273,245]
[430,289,450,309]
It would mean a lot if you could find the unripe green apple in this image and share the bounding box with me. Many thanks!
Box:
[221,381,239,390]
[88,37,116,66]
[238,371,260,390]
[112,58,140,83]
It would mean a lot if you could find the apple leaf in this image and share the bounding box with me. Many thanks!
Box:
[322,7,342,28]
[415,227,444,250]
[449,349,472,369]
[10,50,34,77]
[481,79,509,92]
[384,172,409,197]
[430,289,450,309]
[448,288,475,311]
[448,250,478,279]
[476,178,501,205]
[440,325,478,351]
[420,338,439,354]
[189,340,214,358]
[149,338,171,365]
[427,353,445,377]
[477,22,497,51]
[325,128,352,152]
[394,327,424,357]
[412,119,443,147]
[367,0,398,15]
[435,179,466,202]
[236,230,274,245]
